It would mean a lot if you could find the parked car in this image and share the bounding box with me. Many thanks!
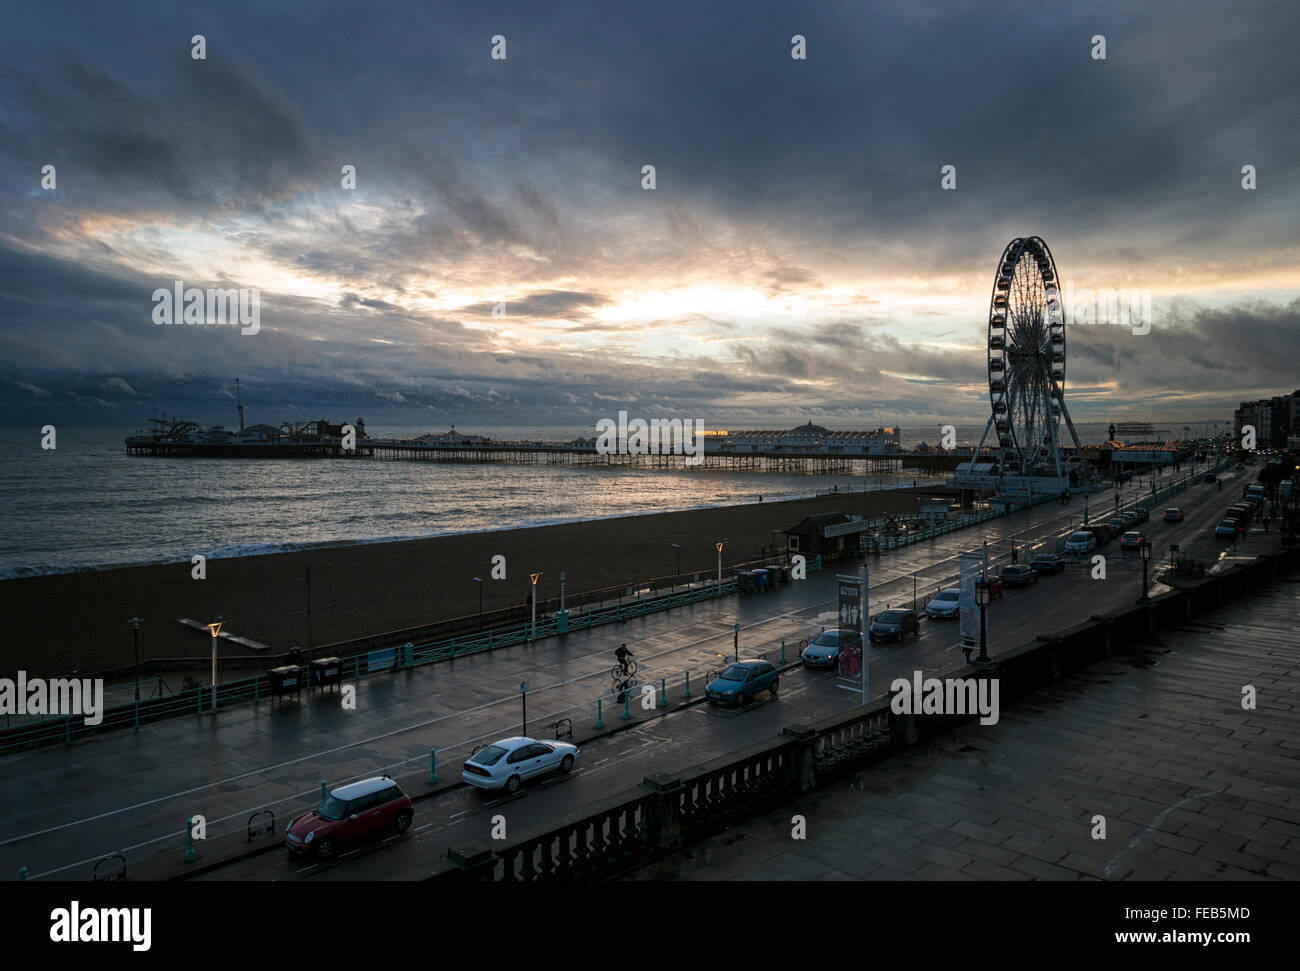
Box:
[285,776,413,859]
[462,736,581,794]
[1119,531,1145,550]
[999,564,1039,587]
[801,629,861,668]
[1163,507,1184,522]
[1130,507,1149,523]
[1029,553,1065,575]
[706,660,779,706]
[868,609,920,643]
[1215,519,1242,537]
[925,587,962,618]
[1065,531,1097,554]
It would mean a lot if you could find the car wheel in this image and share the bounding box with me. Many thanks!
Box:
[769,679,779,696]
[560,755,574,773]
[736,692,747,707]
[505,775,522,795]
[393,809,413,832]
[315,837,338,860]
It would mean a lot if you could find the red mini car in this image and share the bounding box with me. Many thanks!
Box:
[284,776,413,859]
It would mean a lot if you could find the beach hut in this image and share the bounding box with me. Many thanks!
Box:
[782,512,871,562]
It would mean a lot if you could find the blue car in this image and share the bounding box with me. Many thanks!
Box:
[1029,553,1065,575]
[706,660,779,706]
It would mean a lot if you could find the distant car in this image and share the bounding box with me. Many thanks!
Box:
[868,609,920,643]
[1215,519,1242,537]
[925,587,962,618]
[462,736,580,794]
[1120,531,1145,550]
[706,660,779,706]
[1121,512,1142,528]
[1130,507,1149,523]
[285,776,413,859]
[801,629,861,668]
[1106,517,1128,533]
[1163,508,1183,522]
[1065,531,1097,554]
[999,564,1039,587]
[1029,553,1065,575]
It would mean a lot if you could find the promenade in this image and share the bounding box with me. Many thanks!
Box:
[628,585,1300,880]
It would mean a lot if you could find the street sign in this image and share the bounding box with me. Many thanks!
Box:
[520,681,529,694]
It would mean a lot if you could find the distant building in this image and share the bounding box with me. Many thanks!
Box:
[782,512,871,560]
[1235,390,1300,449]
[412,426,491,446]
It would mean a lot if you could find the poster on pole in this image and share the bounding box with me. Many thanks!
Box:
[836,571,867,702]
[958,552,982,648]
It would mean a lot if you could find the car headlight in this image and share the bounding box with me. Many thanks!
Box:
[305,831,315,843]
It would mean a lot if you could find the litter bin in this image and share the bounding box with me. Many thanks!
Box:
[737,571,756,593]
[752,568,769,590]
[310,657,342,691]
[268,665,305,700]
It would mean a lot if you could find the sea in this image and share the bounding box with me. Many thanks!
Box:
[0,421,1222,577]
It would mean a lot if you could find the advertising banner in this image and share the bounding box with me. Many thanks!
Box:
[958,552,982,647]
[836,571,867,701]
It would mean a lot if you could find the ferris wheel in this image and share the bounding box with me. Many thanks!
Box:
[980,236,1084,478]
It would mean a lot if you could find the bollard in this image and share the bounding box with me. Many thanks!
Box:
[184,818,197,863]
[595,698,605,728]
[622,689,631,720]
[683,671,691,699]
[18,867,26,881]
[320,780,327,802]
[659,677,667,708]
[429,748,437,783]
[780,638,786,663]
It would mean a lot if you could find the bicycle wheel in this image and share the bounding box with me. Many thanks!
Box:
[626,658,638,677]
[610,665,624,682]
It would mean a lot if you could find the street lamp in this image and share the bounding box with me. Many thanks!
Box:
[716,539,727,593]
[974,579,990,663]
[127,618,143,703]
[1139,540,1151,602]
[671,544,680,592]
[529,572,542,640]
[206,615,223,710]
[473,576,483,620]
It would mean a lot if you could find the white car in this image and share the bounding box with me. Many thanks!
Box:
[462,736,580,794]
[1064,531,1097,554]
[925,588,961,619]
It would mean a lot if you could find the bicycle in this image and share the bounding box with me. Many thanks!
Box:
[609,657,638,681]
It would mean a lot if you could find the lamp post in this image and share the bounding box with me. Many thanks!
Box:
[716,539,727,593]
[529,573,542,640]
[671,544,680,592]
[974,580,990,663]
[206,615,223,710]
[127,618,143,703]
[1140,540,1151,602]
[473,576,483,621]
[559,571,566,612]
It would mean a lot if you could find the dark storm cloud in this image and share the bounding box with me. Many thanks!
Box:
[458,290,611,319]
[0,50,314,213]
[0,0,1296,426]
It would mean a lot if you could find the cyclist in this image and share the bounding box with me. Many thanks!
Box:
[615,643,634,676]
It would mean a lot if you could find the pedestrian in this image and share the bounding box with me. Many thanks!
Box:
[962,645,974,664]
[1264,516,1270,532]
[1217,480,1222,492]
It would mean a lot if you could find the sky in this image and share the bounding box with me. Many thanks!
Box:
[1,0,1298,433]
